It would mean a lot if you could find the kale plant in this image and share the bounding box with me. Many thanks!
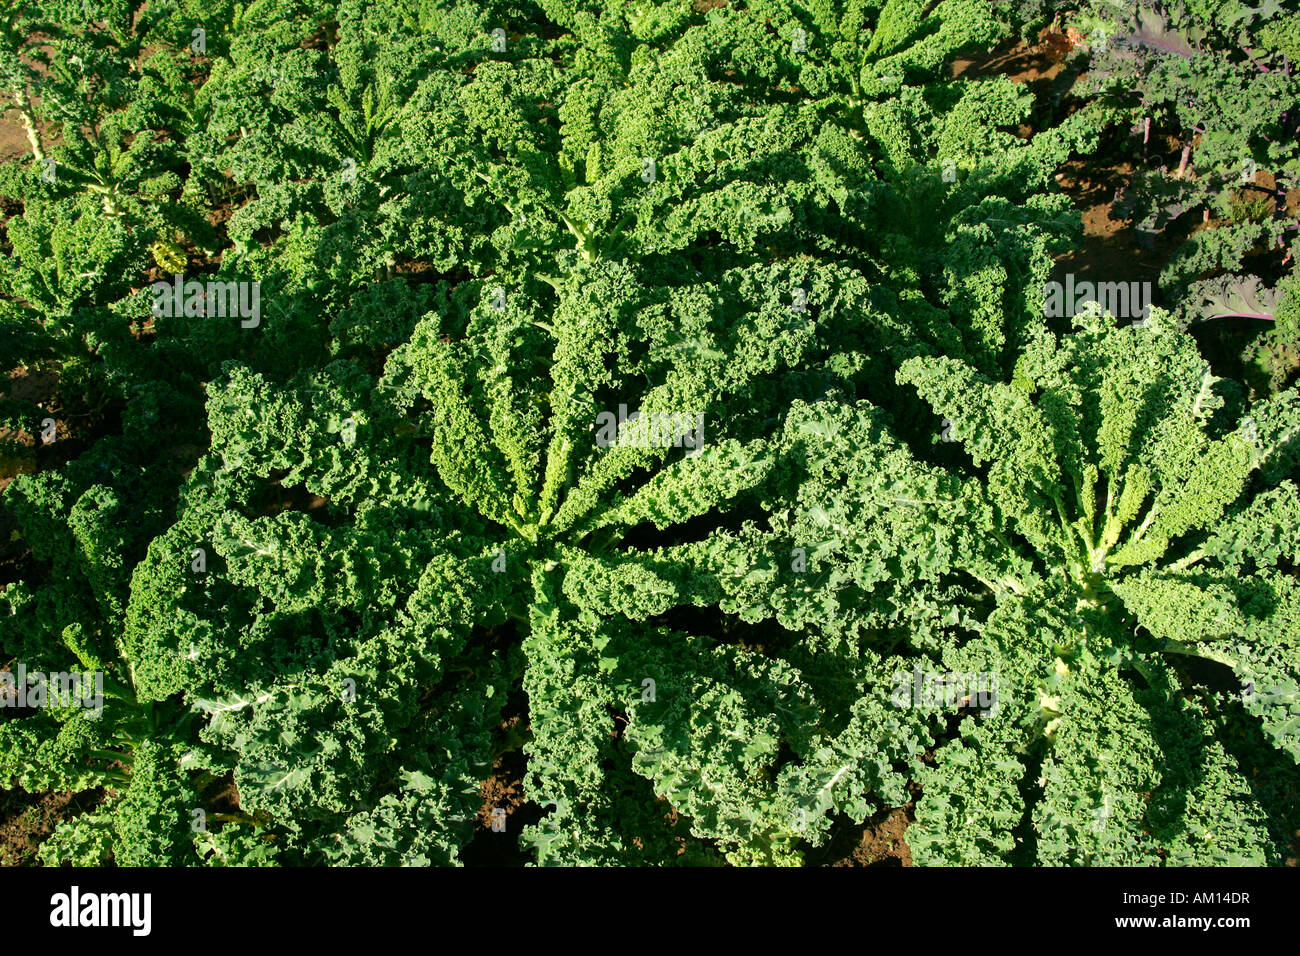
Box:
[0,0,1295,869]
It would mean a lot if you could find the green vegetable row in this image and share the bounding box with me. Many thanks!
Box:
[1,0,1296,866]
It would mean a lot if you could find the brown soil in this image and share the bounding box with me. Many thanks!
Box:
[457,711,542,866]
[808,804,915,867]
[263,479,331,516]
[837,807,913,867]
[951,26,1075,88]
[1051,158,1170,288]
[0,368,60,493]
[947,27,1184,293]
[199,774,243,817]
[0,788,103,866]
[1251,169,1300,221]
[4,367,58,406]
[0,117,29,164]
[1,34,60,165]
[476,716,528,831]
[6,370,103,484]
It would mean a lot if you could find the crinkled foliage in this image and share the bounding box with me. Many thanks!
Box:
[2,0,1295,868]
